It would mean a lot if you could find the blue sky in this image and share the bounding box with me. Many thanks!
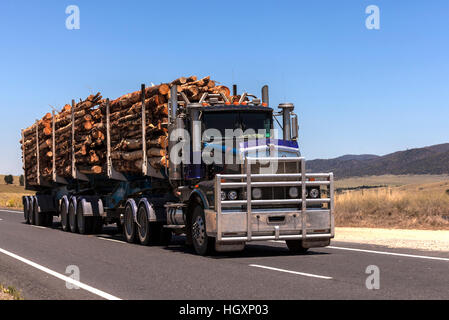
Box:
[0,0,448,175]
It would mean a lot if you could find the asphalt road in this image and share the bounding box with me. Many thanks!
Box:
[0,209,448,300]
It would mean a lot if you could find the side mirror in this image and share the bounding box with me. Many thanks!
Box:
[291,113,298,140]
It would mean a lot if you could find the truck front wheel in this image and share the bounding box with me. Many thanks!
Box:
[286,240,309,254]
[191,205,215,256]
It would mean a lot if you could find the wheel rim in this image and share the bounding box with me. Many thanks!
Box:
[61,202,68,228]
[138,209,147,239]
[125,207,134,237]
[69,204,76,231]
[77,207,84,232]
[192,215,206,246]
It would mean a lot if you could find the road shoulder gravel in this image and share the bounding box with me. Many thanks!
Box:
[334,227,449,252]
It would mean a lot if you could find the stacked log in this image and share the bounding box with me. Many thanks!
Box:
[20,76,230,183]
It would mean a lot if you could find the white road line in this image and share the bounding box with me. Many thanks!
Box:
[30,225,47,230]
[328,246,449,262]
[0,218,3,221]
[97,237,125,244]
[0,210,22,214]
[250,264,333,280]
[0,247,122,300]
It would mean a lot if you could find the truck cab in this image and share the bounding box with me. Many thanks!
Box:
[166,86,335,255]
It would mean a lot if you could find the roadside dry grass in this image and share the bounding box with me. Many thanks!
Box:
[336,174,449,189]
[335,180,449,230]
[0,183,34,211]
[0,285,23,300]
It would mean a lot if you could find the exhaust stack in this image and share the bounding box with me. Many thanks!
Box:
[278,103,295,141]
[262,85,269,106]
[168,85,182,182]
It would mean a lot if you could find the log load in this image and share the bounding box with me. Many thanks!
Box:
[20,76,230,184]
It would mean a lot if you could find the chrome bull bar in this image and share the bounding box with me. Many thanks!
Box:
[214,157,335,242]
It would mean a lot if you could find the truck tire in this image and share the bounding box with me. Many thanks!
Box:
[68,199,78,233]
[23,197,30,224]
[191,204,215,256]
[29,197,36,225]
[60,197,70,232]
[34,200,45,227]
[286,240,309,254]
[76,202,92,235]
[124,203,137,243]
[136,204,160,246]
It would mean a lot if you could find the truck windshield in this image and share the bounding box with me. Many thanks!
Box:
[202,111,272,139]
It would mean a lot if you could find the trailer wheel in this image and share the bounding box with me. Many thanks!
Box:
[137,205,160,246]
[77,203,91,235]
[29,197,36,225]
[191,205,215,256]
[124,203,137,243]
[23,197,30,224]
[60,197,70,232]
[34,200,45,227]
[68,199,78,233]
[286,240,309,254]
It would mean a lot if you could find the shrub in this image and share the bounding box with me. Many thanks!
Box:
[6,199,15,208]
[4,175,13,185]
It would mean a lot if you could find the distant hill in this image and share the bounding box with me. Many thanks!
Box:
[307,143,449,178]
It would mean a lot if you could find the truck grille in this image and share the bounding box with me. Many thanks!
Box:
[246,160,300,208]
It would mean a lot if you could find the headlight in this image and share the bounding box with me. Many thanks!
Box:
[227,190,238,201]
[221,191,227,201]
[289,187,299,198]
[252,188,262,199]
[309,188,320,199]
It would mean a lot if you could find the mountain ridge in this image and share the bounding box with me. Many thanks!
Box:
[306,143,449,178]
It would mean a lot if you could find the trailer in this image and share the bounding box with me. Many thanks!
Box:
[21,83,334,255]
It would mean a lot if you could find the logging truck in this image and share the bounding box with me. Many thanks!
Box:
[21,84,335,255]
